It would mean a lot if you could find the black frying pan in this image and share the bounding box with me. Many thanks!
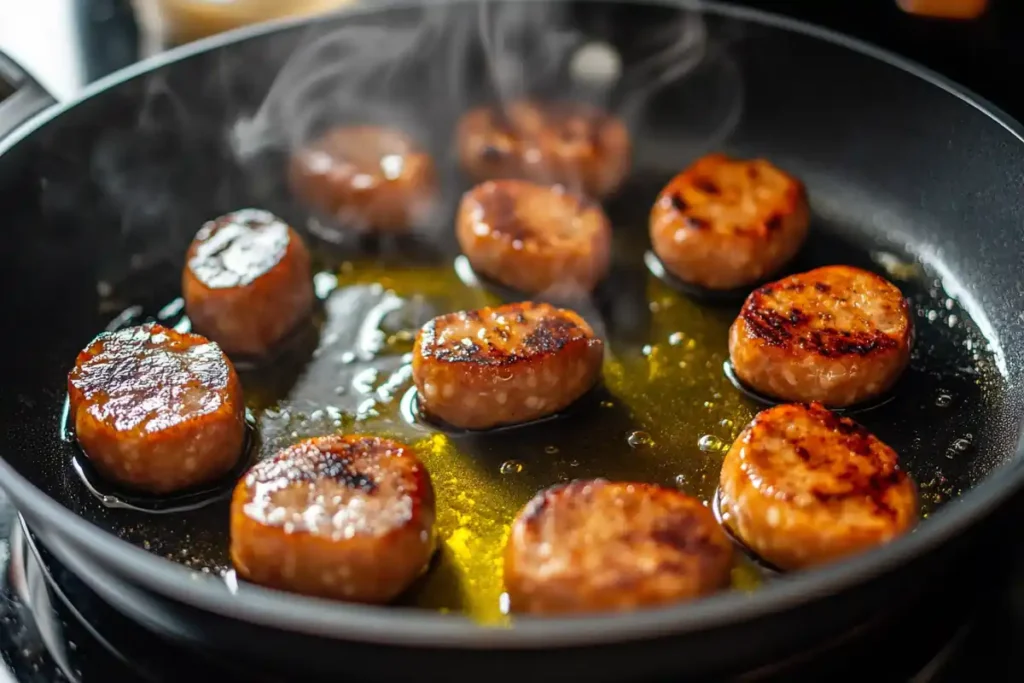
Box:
[1,1,1024,681]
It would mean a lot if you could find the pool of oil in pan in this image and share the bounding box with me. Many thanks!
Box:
[226,244,996,624]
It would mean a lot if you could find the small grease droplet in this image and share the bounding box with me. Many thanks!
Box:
[719,418,734,428]
[642,344,654,356]
[674,474,687,487]
[668,332,684,346]
[935,393,953,408]
[500,460,524,474]
[569,459,580,467]
[627,431,654,448]
[544,445,559,454]
[600,400,614,408]
[698,435,727,453]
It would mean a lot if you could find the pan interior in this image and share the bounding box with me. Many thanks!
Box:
[0,0,1019,628]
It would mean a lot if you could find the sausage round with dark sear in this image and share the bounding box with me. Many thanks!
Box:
[729,265,913,407]
[504,479,734,615]
[289,125,437,234]
[650,154,809,290]
[456,100,631,199]
[718,403,919,570]
[67,322,246,494]
[230,435,436,604]
[182,208,314,359]
[411,301,603,430]
[456,179,612,296]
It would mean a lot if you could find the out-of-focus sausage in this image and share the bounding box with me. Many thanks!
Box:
[67,322,245,494]
[504,479,734,615]
[718,402,919,570]
[456,179,612,296]
[412,301,603,430]
[650,154,809,290]
[230,435,435,603]
[182,208,314,359]
[728,265,912,407]
[456,100,631,199]
[289,125,437,234]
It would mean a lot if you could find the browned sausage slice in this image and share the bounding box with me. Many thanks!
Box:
[230,435,435,603]
[182,208,314,359]
[718,403,919,570]
[456,100,631,199]
[456,179,612,296]
[504,479,734,615]
[411,301,603,430]
[67,322,246,494]
[649,154,809,290]
[289,125,437,234]
[728,265,912,406]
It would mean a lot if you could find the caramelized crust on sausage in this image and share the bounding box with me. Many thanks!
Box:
[719,403,919,570]
[411,302,603,430]
[289,125,438,234]
[456,101,631,199]
[230,435,435,603]
[650,154,809,290]
[456,179,612,296]
[67,323,245,494]
[729,265,912,406]
[505,479,734,615]
[183,209,314,358]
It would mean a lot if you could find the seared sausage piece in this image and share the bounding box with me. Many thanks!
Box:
[67,323,245,494]
[728,265,912,406]
[650,154,809,290]
[718,403,919,570]
[289,125,437,234]
[182,208,314,359]
[456,179,612,296]
[230,435,435,603]
[412,301,603,430]
[456,100,631,199]
[504,479,734,615]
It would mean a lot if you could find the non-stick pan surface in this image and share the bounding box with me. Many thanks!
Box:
[1,0,1024,664]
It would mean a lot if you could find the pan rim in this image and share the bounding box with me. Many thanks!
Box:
[2,0,1023,649]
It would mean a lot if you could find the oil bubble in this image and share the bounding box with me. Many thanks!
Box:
[935,393,953,408]
[544,445,559,454]
[668,332,684,346]
[674,474,687,487]
[698,435,727,453]
[719,418,734,428]
[627,431,654,448]
[500,460,524,474]
[945,436,973,459]
[569,460,580,467]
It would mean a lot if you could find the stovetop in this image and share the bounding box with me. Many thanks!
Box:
[2,1,1024,681]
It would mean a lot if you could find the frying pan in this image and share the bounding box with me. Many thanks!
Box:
[2,0,1024,680]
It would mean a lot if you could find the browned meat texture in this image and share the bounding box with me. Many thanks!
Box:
[67,322,245,494]
[719,403,919,570]
[411,301,604,430]
[504,479,734,614]
[289,125,437,234]
[650,154,810,290]
[729,265,912,406]
[182,208,314,358]
[230,435,436,603]
[456,179,612,296]
[456,100,631,199]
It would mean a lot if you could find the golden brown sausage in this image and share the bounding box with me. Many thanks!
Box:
[182,208,314,359]
[718,402,919,570]
[230,435,436,603]
[411,301,603,430]
[456,100,631,199]
[456,179,612,296]
[67,323,245,494]
[649,154,809,290]
[505,479,734,615]
[728,265,912,406]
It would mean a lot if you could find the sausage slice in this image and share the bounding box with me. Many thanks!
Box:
[504,479,734,615]
[230,435,436,603]
[289,125,437,234]
[456,179,612,296]
[718,403,919,570]
[728,265,912,406]
[67,322,245,494]
[650,154,809,290]
[182,208,314,358]
[412,301,603,430]
[456,100,631,199]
